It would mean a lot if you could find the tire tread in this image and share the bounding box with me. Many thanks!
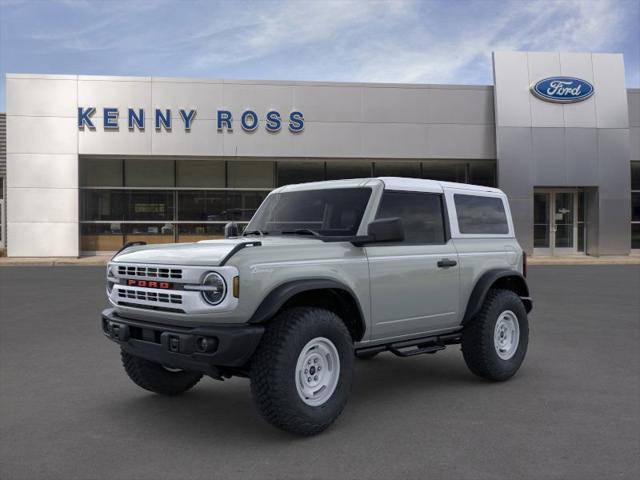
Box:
[250,307,353,435]
[462,288,528,381]
[121,350,202,395]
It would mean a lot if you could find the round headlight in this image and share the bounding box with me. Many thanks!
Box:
[201,272,226,305]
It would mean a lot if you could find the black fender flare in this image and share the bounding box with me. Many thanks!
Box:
[462,269,532,325]
[248,279,367,339]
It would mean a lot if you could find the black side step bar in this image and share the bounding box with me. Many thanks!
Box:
[355,331,462,359]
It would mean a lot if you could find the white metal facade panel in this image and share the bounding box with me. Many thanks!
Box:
[493,51,632,255]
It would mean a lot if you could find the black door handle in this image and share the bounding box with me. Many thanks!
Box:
[437,258,457,268]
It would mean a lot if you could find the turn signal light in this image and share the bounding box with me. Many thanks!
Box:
[233,276,240,298]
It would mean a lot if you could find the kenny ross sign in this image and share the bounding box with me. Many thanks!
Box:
[530,77,594,103]
[78,107,304,133]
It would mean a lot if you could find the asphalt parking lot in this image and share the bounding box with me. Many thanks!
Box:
[0,265,638,480]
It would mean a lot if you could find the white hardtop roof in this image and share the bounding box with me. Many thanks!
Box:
[275,177,503,195]
[377,177,503,194]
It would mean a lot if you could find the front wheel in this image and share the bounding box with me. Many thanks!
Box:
[462,289,529,381]
[121,349,203,395]
[250,307,354,436]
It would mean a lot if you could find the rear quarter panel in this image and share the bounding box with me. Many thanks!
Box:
[443,187,523,319]
[452,238,522,318]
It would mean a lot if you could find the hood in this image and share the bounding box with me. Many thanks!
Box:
[111,236,324,266]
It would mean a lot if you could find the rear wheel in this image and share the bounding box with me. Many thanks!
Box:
[462,289,529,381]
[121,349,203,395]
[250,307,354,436]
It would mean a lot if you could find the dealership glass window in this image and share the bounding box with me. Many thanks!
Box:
[277,161,325,186]
[177,224,225,242]
[632,162,640,190]
[533,192,550,248]
[374,161,420,178]
[468,162,496,187]
[176,160,225,188]
[228,161,274,188]
[80,223,124,252]
[375,191,446,244]
[125,159,175,187]
[79,157,498,251]
[178,191,225,221]
[422,161,467,183]
[80,158,123,187]
[632,224,640,250]
[123,223,175,244]
[632,162,640,249]
[577,191,587,252]
[454,194,509,234]
[81,190,126,221]
[127,191,174,221]
[326,161,372,180]
[226,191,268,221]
[633,193,640,223]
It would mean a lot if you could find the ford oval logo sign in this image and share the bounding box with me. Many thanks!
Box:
[531,77,594,103]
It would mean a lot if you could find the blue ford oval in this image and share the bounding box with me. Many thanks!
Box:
[531,77,594,103]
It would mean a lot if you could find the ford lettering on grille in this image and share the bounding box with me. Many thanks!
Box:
[126,279,173,289]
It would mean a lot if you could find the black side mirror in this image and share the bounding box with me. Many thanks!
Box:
[363,217,404,244]
[224,222,239,238]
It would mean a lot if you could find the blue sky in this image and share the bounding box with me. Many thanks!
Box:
[0,0,638,111]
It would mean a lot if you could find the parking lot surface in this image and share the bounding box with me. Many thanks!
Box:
[1,265,638,480]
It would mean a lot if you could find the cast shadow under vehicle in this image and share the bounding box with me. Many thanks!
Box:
[103,351,495,443]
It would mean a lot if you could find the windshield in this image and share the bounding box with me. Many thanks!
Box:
[245,188,372,237]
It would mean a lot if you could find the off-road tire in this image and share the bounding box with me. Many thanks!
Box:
[121,349,203,395]
[462,288,529,381]
[250,307,354,436]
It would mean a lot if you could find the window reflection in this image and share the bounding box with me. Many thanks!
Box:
[79,158,498,251]
[277,161,324,186]
[374,161,420,178]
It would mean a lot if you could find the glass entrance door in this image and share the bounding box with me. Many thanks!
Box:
[533,189,579,256]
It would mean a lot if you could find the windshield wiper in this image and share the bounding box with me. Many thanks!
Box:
[281,228,321,237]
[243,229,267,236]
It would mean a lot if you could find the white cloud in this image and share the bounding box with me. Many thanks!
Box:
[189,0,413,69]
[350,0,631,84]
[2,0,637,87]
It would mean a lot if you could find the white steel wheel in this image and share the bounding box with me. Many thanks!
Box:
[295,337,340,407]
[494,310,520,360]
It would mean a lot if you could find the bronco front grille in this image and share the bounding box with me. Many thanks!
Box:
[117,287,183,305]
[117,265,183,280]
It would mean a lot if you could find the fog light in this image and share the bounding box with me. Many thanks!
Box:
[195,336,218,353]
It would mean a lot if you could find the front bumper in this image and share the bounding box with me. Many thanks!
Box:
[101,308,264,375]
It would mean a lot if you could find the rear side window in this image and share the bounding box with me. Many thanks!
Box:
[375,191,446,244]
[454,194,509,234]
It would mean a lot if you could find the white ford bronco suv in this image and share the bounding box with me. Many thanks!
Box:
[102,177,532,435]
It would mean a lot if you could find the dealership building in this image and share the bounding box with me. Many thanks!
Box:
[1,51,639,257]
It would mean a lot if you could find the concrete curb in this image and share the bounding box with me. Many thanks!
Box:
[0,256,111,266]
[528,256,640,265]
